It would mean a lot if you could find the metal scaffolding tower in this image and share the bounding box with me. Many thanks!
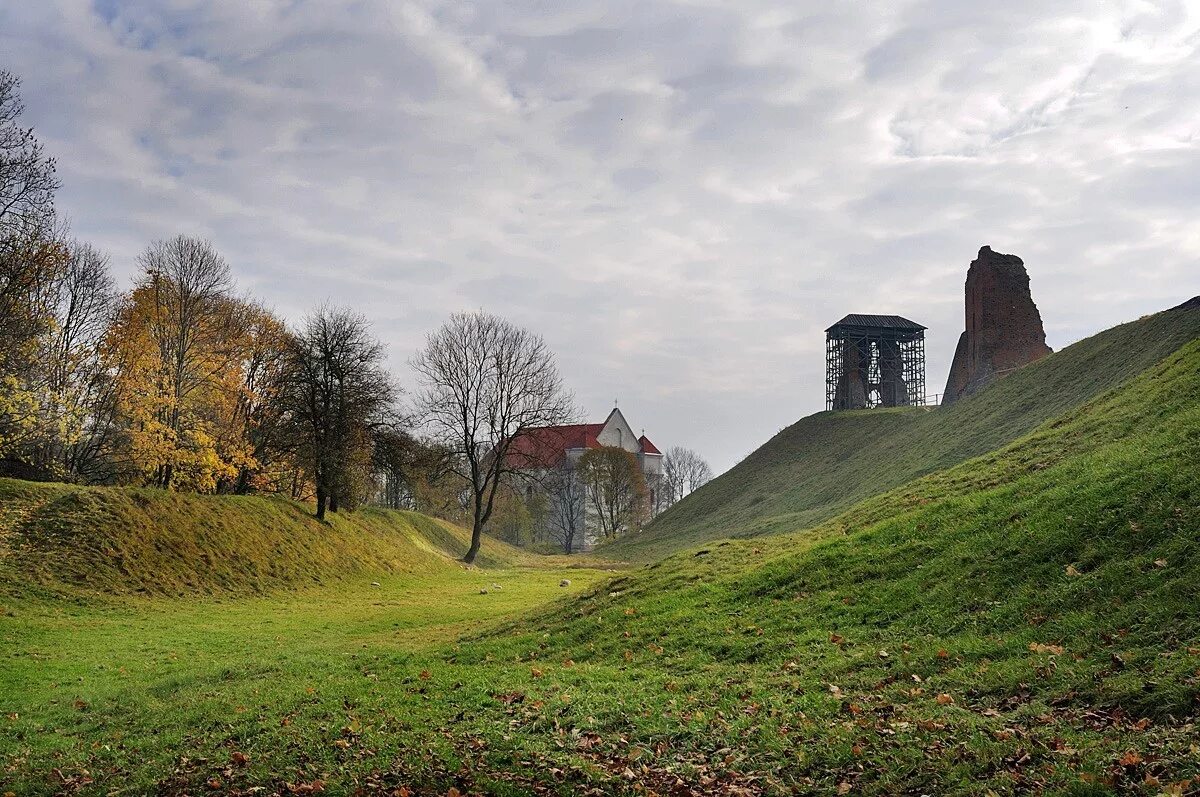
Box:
[825,315,926,410]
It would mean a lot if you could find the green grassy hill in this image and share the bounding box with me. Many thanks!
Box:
[608,302,1200,561]
[3,304,1199,795]
[0,480,533,596]
[439,324,1200,793]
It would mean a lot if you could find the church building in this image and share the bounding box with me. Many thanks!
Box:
[505,408,663,550]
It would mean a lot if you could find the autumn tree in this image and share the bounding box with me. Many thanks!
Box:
[660,446,713,510]
[282,306,396,520]
[126,236,241,487]
[577,445,648,540]
[224,303,294,493]
[0,70,65,468]
[105,238,260,490]
[485,484,535,547]
[412,311,573,564]
[371,428,466,515]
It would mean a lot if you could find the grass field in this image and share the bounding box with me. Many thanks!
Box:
[1,567,617,794]
[2,304,1199,795]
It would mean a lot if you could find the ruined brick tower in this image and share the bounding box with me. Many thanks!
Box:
[942,246,1052,404]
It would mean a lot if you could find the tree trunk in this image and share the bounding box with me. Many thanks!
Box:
[329,492,339,513]
[315,484,327,521]
[464,519,482,564]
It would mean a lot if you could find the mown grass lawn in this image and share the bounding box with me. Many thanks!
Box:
[0,566,616,795]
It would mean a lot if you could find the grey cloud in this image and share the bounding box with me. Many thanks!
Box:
[2,0,1198,473]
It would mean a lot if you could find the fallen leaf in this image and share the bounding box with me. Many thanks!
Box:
[829,633,844,645]
[1029,642,1065,655]
[231,751,249,766]
[1065,564,1081,577]
[530,667,544,678]
[936,649,949,659]
[936,693,954,705]
[419,669,432,680]
[1119,751,1143,767]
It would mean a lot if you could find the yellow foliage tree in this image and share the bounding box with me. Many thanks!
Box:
[105,242,292,493]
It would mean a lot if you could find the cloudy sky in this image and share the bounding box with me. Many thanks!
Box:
[4,1,1199,473]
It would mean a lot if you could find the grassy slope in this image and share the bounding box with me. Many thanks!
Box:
[0,480,537,595]
[440,331,1200,793]
[608,304,1200,561]
[2,313,1197,795]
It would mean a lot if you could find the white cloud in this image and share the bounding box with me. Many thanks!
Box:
[2,0,1198,472]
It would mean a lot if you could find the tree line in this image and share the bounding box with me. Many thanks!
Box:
[0,69,711,560]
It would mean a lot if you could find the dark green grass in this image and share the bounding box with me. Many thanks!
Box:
[608,304,1200,561]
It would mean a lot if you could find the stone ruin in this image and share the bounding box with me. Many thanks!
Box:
[823,245,1052,412]
[942,246,1052,404]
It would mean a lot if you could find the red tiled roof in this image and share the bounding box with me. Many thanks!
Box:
[505,423,664,468]
[638,435,661,455]
[504,424,603,469]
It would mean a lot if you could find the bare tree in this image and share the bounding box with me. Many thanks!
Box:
[662,446,713,508]
[283,305,396,520]
[0,70,58,241]
[542,461,586,554]
[38,241,118,478]
[0,71,63,464]
[412,311,573,564]
[577,446,648,541]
